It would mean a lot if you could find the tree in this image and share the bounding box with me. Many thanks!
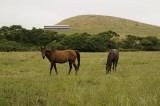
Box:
[95,30,119,50]
[140,36,160,51]
[60,33,92,51]
[121,35,142,50]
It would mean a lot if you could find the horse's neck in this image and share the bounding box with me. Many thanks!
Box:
[45,50,54,61]
[107,52,113,64]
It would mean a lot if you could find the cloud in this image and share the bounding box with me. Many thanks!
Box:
[0,0,160,29]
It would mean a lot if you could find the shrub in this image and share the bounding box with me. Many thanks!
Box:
[0,39,29,51]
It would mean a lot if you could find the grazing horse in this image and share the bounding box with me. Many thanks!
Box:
[106,49,119,74]
[40,47,80,75]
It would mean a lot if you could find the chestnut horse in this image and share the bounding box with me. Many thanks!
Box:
[106,49,119,74]
[40,47,80,75]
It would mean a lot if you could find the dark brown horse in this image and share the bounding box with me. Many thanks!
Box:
[106,49,119,74]
[40,47,80,75]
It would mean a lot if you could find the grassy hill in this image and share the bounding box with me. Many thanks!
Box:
[56,15,160,37]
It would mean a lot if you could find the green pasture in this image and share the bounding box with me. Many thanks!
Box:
[0,52,160,106]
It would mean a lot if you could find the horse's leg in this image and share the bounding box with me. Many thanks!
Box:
[50,63,53,75]
[109,68,111,73]
[110,64,112,73]
[68,61,72,75]
[112,61,115,71]
[109,63,112,73]
[115,60,118,72]
[107,64,111,74]
[73,62,78,75]
[53,63,58,75]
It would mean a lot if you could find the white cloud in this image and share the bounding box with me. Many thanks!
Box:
[0,0,160,29]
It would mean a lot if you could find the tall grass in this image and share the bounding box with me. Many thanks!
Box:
[0,52,160,106]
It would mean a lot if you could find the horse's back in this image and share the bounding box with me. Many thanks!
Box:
[56,50,77,62]
[111,49,119,55]
[109,49,119,60]
[50,50,67,63]
[66,50,78,60]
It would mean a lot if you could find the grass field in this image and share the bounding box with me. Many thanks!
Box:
[0,52,160,106]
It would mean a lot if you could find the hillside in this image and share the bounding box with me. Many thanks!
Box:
[57,15,160,37]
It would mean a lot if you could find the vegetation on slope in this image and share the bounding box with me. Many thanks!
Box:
[57,15,160,37]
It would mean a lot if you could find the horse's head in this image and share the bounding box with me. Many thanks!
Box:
[40,47,46,59]
[106,63,111,72]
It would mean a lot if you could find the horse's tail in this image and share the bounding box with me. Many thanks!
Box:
[75,50,80,69]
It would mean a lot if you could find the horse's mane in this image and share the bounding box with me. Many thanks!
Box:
[51,49,56,51]
[45,49,56,55]
[107,49,119,64]
[46,49,56,52]
[107,51,112,64]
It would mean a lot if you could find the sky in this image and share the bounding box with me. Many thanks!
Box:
[0,0,160,29]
